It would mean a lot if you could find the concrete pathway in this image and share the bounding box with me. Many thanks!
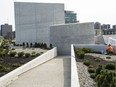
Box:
[7,56,71,87]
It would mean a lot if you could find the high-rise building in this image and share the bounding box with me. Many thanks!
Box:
[1,24,12,39]
[113,25,116,30]
[0,30,1,36]
[94,22,101,29]
[101,24,110,29]
[65,11,77,23]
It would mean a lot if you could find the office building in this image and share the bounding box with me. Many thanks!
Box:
[94,22,101,29]
[65,11,77,23]
[1,24,12,39]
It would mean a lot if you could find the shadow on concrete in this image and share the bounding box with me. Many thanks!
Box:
[63,56,71,87]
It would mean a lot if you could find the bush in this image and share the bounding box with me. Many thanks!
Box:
[90,73,96,79]
[88,68,96,73]
[96,64,103,76]
[0,51,5,57]
[75,48,93,53]
[95,58,101,62]
[12,63,22,67]
[95,70,116,87]
[30,43,33,47]
[82,48,93,53]
[83,60,91,66]
[106,56,111,59]
[25,53,31,58]
[105,63,115,70]
[11,48,15,50]
[49,44,53,49]
[18,52,24,57]
[9,51,17,57]
[77,51,85,58]
[0,64,10,72]
[88,65,94,68]
[0,58,3,61]
[36,53,40,57]
[40,52,43,54]
[32,51,36,55]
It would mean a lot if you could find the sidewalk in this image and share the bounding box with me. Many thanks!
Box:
[7,56,71,87]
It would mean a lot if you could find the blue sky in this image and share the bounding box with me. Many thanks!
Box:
[0,0,116,30]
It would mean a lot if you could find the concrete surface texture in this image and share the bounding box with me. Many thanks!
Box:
[7,56,71,87]
[15,2,65,44]
[50,22,95,55]
[95,35,105,44]
[103,35,116,44]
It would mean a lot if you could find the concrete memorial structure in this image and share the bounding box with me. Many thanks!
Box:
[15,2,65,44]
[50,22,95,55]
[15,2,95,55]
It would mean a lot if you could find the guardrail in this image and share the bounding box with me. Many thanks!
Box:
[71,44,80,87]
[0,47,57,87]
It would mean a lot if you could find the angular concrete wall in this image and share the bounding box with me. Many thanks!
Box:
[50,22,95,55]
[14,2,65,44]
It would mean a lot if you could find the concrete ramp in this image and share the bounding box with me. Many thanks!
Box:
[7,56,71,87]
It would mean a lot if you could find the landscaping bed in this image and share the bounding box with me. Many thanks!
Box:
[75,48,116,87]
[0,47,46,77]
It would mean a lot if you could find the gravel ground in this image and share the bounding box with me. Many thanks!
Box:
[76,62,96,87]
[86,53,116,62]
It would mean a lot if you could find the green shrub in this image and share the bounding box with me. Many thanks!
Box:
[95,58,101,62]
[77,51,85,58]
[40,52,43,54]
[90,73,96,79]
[96,64,103,76]
[95,70,116,87]
[25,53,31,58]
[82,48,93,53]
[49,44,53,49]
[31,51,36,57]
[105,63,115,70]
[18,52,24,57]
[12,63,22,67]
[75,48,93,53]
[32,51,36,55]
[88,68,96,73]
[11,48,15,50]
[83,60,91,66]
[9,51,17,57]
[0,64,10,72]
[0,51,4,57]
[0,58,3,61]
[88,65,94,68]
[36,53,40,57]
[106,56,111,59]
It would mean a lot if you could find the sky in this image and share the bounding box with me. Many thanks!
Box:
[0,0,116,30]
